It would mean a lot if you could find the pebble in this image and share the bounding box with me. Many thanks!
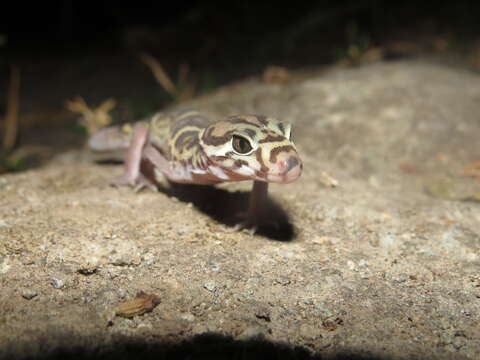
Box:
[117,288,127,299]
[21,289,38,300]
[299,323,320,340]
[177,228,191,236]
[179,313,195,322]
[275,276,291,286]
[203,280,216,292]
[51,278,65,289]
[253,305,271,322]
[314,303,334,317]
[379,233,397,248]
[77,265,98,275]
[237,325,267,340]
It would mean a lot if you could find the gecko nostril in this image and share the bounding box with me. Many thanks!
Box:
[278,156,300,174]
[285,156,300,172]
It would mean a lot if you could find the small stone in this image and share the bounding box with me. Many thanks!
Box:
[204,280,216,292]
[179,313,195,322]
[111,258,129,266]
[347,260,357,271]
[318,171,339,188]
[117,288,127,299]
[137,322,153,330]
[299,323,320,340]
[122,318,136,328]
[21,289,38,300]
[177,228,191,236]
[51,278,64,289]
[358,259,369,267]
[77,266,98,276]
[379,233,397,248]
[311,236,329,244]
[191,323,209,334]
[253,305,271,322]
[0,256,11,274]
[142,254,156,265]
[322,317,344,331]
[237,325,267,340]
[314,303,333,317]
[275,276,291,285]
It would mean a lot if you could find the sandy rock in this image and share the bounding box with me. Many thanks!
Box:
[1,60,479,359]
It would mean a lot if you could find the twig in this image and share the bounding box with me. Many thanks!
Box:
[177,63,190,88]
[2,65,20,151]
[138,53,177,97]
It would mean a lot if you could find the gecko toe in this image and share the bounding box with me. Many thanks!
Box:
[110,174,158,192]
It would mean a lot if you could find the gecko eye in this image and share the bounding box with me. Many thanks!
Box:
[232,135,253,155]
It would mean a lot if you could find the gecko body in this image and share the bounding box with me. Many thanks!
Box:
[89,110,302,230]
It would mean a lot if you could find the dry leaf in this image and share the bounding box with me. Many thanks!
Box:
[460,192,480,203]
[318,171,339,188]
[114,291,161,318]
[66,97,116,135]
[262,66,290,84]
[360,47,383,63]
[463,160,480,181]
[425,178,480,203]
[399,162,418,174]
[425,180,456,200]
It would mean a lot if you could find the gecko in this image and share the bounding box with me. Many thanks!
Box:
[88,110,302,231]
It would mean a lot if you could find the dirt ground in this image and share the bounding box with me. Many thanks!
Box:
[1,60,479,359]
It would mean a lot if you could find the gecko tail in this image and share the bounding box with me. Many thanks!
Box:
[88,126,133,152]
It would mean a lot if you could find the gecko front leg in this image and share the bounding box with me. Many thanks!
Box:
[244,181,269,230]
[225,181,269,234]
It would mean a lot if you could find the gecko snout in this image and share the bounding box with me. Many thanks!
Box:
[268,153,302,183]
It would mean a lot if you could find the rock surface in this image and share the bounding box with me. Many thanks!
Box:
[1,61,479,359]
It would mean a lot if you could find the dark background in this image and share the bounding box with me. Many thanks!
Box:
[2,1,480,81]
[1,0,480,169]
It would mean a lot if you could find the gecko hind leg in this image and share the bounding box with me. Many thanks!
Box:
[110,125,157,191]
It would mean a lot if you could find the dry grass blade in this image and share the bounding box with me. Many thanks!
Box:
[139,52,177,97]
[8,145,52,163]
[2,65,20,151]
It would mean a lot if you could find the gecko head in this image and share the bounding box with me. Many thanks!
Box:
[199,115,302,183]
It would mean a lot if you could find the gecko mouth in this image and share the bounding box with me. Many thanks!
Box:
[256,160,302,184]
[264,171,301,184]
[208,153,302,184]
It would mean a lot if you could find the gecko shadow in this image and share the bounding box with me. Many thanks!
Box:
[161,182,296,241]
[96,160,296,241]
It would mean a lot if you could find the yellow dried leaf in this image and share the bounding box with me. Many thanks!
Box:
[66,96,116,135]
[114,291,161,318]
[460,192,480,203]
[424,180,456,200]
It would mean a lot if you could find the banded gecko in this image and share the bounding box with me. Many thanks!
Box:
[88,110,302,231]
